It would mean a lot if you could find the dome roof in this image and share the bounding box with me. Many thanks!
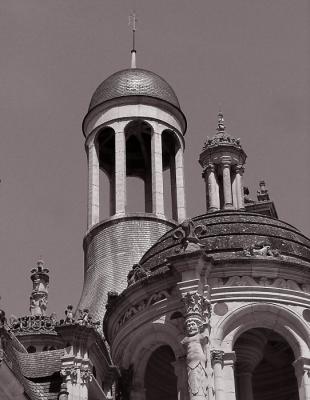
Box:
[89,68,180,111]
[140,211,310,271]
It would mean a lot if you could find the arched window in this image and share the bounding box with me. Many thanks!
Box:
[125,120,152,213]
[97,127,115,218]
[144,345,177,400]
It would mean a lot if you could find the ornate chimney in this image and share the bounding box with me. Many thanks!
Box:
[29,259,49,316]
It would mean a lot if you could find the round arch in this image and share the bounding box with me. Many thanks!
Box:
[118,322,185,388]
[214,302,310,359]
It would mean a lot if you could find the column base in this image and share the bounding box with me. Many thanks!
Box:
[224,204,234,210]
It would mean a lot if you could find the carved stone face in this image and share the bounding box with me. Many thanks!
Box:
[185,318,200,336]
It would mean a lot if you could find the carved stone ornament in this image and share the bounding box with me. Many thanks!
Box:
[202,113,241,152]
[127,263,150,287]
[210,275,310,294]
[182,292,211,322]
[211,350,224,364]
[117,290,171,330]
[80,367,93,384]
[173,219,206,253]
[61,366,78,384]
[243,240,281,257]
[182,331,209,399]
[10,315,57,334]
[58,305,100,330]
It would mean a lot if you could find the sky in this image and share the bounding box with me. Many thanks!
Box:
[0,0,309,319]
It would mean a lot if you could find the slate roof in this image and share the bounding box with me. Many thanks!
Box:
[15,349,64,379]
[1,327,63,400]
[89,68,180,111]
[140,211,310,271]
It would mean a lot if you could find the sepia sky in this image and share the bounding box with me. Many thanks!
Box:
[0,0,309,319]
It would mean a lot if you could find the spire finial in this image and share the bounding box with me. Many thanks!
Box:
[129,12,137,68]
[217,110,226,133]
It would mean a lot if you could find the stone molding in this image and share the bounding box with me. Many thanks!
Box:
[116,289,172,331]
[211,350,224,365]
[209,276,310,294]
[173,219,206,253]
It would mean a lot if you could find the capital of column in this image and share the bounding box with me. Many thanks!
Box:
[293,357,310,377]
[235,164,245,175]
[202,163,215,178]
[221,162,231,170]
[182,292,211,335]
[211,350,225,366]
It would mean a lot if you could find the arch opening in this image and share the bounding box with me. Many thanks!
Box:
[144,345,178,400]
[97,126,115,218]
[125,120,152,213]
[234,328,299,400]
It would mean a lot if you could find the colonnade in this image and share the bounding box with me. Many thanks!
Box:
[203,162,245,212]
[87,124,186,229]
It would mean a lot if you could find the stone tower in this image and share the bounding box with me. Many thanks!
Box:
[77,60,187,321]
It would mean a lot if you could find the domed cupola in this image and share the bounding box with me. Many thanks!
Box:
[199,112,247,212]
[78,35,188,320]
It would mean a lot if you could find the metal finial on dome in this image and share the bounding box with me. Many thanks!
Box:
[129,12,137,68]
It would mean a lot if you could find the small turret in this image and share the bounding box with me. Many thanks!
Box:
[29,259,49,316]
[199,112,247,212]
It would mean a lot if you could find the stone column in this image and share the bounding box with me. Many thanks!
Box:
[222,352,237,400]
[293,357,310,400]
[237,371,254,400]
[222,163,233,209]
[175,145,186,222]
[211,350,225,400]
[87,139,100,229]
[235,165,245,210]
[206,163,220,212]
[115,129,126,215]
[151,131,164,216]
[231,172,238,209]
